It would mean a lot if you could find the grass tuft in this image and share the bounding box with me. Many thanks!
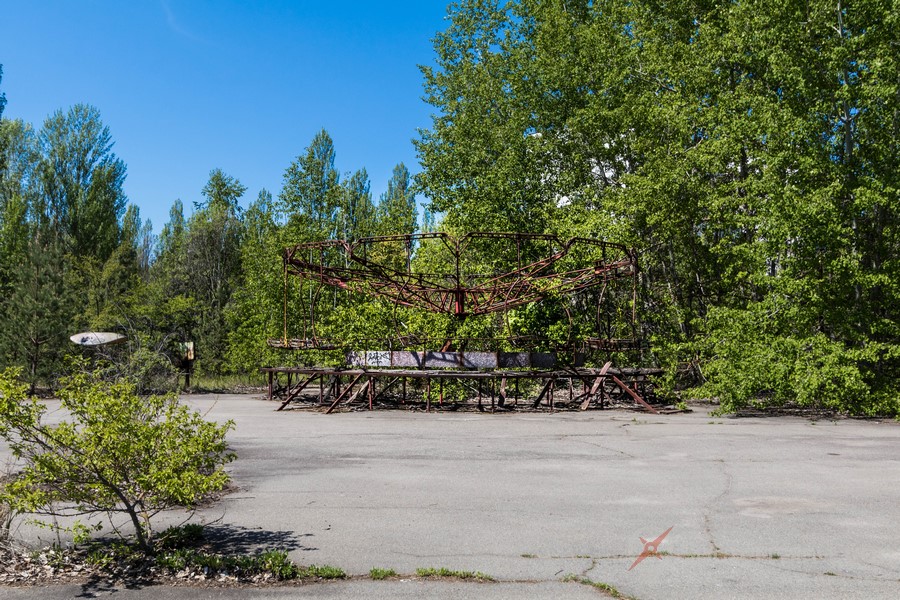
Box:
[562,574,637,599]
[416,567,494,581]
[369,567,398,580]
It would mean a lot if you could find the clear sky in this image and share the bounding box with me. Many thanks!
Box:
[0,1,450,232]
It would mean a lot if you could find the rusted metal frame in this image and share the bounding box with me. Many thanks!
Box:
[366,279,448,313]
[580,361,613,410]
[531,378,554,408]
[497,375,509,407]
[371,376,403,404]
[464,231,560,244]
[266,366,658,412]
[474,245,568,288]
[283,234,635,321]
[276,373,320,411]
[325,372,367,414]
[610,375,659,414]
[464,264,629,315]
[322,374,339,403]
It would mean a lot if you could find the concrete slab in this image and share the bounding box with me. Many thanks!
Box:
[2,394,899,599]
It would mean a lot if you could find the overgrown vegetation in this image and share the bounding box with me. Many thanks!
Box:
[0,524,345,585]
[415,0,900,416]
[369,567,398,580]
[0,367,234,550]
[1,0,897,416]
[416,567,495,581]
[562,574,636,600]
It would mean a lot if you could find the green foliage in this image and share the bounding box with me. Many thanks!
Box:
[416,0,900,415]
[225,190,292,372]
[339,168,377,240]
[36,104,126,262]
[76,525,345,581]
[562,574,635,599]
[5,7,897,418]
[416,567,495,581]
[156,523,205,550]
[298,563,347,579]
[184,169,246,374]
[376,163,417,235]
[281,129,342,238]
[97,346,179,395]
[0,237,77,391]
[370,567,398,580]
[0,368,235,550]
[692,305,900,416]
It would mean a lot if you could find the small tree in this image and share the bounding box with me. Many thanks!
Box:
[0,368,234,551]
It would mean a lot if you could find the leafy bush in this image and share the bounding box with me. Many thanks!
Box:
[0,368,235,550]
[81,531,345,582]
[691,307,900,416]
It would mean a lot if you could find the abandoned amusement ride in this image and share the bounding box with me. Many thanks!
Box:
[262,232,663,413]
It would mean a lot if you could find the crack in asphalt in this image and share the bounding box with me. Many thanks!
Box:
[702,459,732,553]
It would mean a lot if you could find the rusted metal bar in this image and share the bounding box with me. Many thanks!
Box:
[281,233,635,320]
[325,372,366,414]
[372,377,402,404]
[276,373,319,411]
[610,375,658,414]
[532,379,554,408]
[581,361,612,411]
[263,365,660,413]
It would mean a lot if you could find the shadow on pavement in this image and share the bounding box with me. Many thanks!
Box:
[72,525,317,597]
[201,523,317,554]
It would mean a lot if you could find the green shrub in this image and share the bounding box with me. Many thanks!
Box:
[370,567,398,580]
[689,307,900,417]
[0,368,235,551]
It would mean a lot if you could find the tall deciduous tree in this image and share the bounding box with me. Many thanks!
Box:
[376,163,418,236]
[416,0,900,414]
[339,168,375,240]
[280,129,341,238]
[36,104,127,262]
[225,189,288,372]
[184,169,246,373]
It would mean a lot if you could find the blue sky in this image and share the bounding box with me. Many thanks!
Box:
[0,1,450,232]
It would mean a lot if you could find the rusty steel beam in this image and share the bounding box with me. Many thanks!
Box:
[281,232,635,319]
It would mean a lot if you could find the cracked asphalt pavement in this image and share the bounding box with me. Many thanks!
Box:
[3,394,899,599]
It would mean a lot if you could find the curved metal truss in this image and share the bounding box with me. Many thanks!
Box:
[271,232,641,353]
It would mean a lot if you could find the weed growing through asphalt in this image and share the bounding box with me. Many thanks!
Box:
[416,567,494,581]
[369,567,398,580]
[562,574,637,600]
